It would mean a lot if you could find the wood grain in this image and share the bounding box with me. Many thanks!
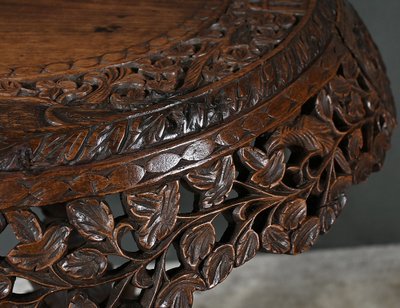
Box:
[0,0,221,68]
[0,0,396,307]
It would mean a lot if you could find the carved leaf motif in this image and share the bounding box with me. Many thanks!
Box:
[261,224,290,254]
[108,164,145,188]
[267,116,334,155]
[6,210,43,243]
[278,199,307,230]
[123,181,180,250]
[318,207,336,234]
[239,147,286,187]
[291,217,320,254]
[372,131,391,163]
[238,147,268,171]
[182,139,214,161]
[156,273,206,308]
[64,131,89,162]
[146,153,181,173]
[330,193,348,216]
[180,52,214,92]
[185,156,235,208]
[251,150,286,188]
[348,92,366,120]
[7,225,71,271]
[142,115,167,144]
[235,229,259,267]
[330,76,352,98]
[68,292,98,308]
[67,199,114,242]
[330,176,352,199]
[118,114,167,153]
[0,275,12,300]
[216,127,245,146]
[342,57,359,79]
[201,244,235,289]
[315,89,333,120]
[348,128,363,160]
[334,148,352,174]
[58,248,107,280]
[180,223,216,269]
[69,173,109,195]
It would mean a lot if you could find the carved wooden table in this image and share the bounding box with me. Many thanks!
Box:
[0,0,396,307]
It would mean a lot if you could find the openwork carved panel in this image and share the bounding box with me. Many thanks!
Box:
[0,0,396,307]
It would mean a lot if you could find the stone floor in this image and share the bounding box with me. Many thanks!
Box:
[195,245,400,308]
[12,245,400,307]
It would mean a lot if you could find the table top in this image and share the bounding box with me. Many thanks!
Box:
[0,0,396,210]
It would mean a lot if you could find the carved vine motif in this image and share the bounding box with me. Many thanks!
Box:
[0,47,395,306]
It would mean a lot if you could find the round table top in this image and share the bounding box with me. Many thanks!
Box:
[0,0,396,210]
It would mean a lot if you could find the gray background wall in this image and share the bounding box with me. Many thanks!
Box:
[315,0,399,249]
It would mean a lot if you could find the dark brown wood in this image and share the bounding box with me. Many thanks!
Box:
[0,0,396,307]
[0,0,218,68]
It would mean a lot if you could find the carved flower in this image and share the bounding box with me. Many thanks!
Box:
[110,74,146,110]
[202,44,260,83]
[138,58,182,94]
[202,61,236,83]
[110,89,146,110]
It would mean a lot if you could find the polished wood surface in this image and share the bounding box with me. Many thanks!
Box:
[0,0,396,307]
[0,0,220,68]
